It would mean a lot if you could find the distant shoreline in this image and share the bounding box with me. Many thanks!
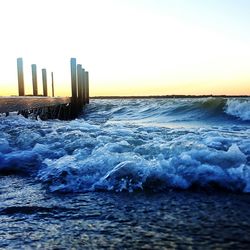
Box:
[91,95,250,99]
[1,95,249,99]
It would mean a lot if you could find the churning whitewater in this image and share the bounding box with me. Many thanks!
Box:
[0,98,249,193]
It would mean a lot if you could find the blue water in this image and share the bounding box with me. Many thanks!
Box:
[1,97,249,193]
[0,97,250,248]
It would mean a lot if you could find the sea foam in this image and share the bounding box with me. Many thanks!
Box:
[225,99,250,121]
[0,98,249,193]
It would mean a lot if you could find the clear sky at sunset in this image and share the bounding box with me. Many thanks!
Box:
[0,0,249,96]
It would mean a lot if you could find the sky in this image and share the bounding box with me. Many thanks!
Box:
[0,0,249,97]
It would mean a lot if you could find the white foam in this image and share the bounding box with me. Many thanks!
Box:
[0,99,250,193]
[34,123,250,193]
[225,99,250,121]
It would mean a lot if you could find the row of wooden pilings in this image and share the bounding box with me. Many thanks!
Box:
[17,58,89,102]
[17,58,54,97]
[70,58,89,117]
[15,57,89,119]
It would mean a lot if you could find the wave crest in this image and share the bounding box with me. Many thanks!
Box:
[225,99,250,121]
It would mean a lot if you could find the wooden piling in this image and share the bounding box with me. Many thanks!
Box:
[51,72,54,97]
[81,68,86,105]
[70,58,78,117]
[77,64,83,108]
[42,69,48,96]
[70,58,77,102]
[85,71,89,104]
[17,58,25,96]
[10,57,90,120]
[83,71,88,104]
[31,64,38,96]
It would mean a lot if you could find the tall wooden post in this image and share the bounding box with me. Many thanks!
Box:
[17,58,25,96]
[81,68,86,105]
[31,64,38,96]
[70,58,78,117]
[51,72,54,97]
[70,58,77,102]
[77,64,83,108]
[85,71,89,104]
[42,69,48,96]
[83,71,88,104]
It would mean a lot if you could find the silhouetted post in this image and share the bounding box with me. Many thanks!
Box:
[51,72,54,97]
[70,58,77,101]
[81,68,86,105]
[70,58,78,117]
[77,64,84,108]
[17,58,25,96]
[83,71,88,104]
[86,71,89,104]
[42,69,48,96]
[31,64,38,96]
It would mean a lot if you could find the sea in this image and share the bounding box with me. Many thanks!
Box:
[0,97,250,249]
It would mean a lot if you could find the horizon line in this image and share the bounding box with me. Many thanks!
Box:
[90,94,250,99]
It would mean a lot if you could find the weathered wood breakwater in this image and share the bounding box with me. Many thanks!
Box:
[0,58,89,119]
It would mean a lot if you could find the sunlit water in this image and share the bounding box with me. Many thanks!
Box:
[0,97,250,248]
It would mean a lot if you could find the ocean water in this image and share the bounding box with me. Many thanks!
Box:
[0,97,250,249]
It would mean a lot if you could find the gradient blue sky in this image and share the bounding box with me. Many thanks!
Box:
[0,0,249,96]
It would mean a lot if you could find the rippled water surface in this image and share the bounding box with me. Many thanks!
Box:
[0,98,250,248]
[1,176,250,249]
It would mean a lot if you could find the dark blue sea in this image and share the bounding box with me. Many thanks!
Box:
[0,97,250,249]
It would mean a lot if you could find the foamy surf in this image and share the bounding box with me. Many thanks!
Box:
[0,98,249,193]
[225,99,250,121]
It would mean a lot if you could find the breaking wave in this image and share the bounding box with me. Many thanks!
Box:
[225,99,250,121]
[84,97,250,124]
[0,98,250,193]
